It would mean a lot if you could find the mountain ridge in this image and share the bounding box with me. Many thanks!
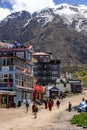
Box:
[0,4,87,66]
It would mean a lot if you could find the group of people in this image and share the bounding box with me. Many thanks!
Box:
[25,97,73,119]
[24,94,87,121]
[44,98,54,111]
[44,98,61,111]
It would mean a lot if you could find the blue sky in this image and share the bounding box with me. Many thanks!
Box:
[0,0,87,21]
[54,0,87,5]
[0,0,87,10]
[0,1,12,9]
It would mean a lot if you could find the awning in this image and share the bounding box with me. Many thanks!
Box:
[0,90,16,95]
[49,87,60,92]
[17,86,34,92]
[33,85,43,92]
[32,52,50,56]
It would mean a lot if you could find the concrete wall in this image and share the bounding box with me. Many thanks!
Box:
[56,83,71,92]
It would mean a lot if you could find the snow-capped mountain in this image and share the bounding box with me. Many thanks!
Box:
[0,4,87,65]
[53,4,87,33]
[33,3,87,34]
[1,3,87,34]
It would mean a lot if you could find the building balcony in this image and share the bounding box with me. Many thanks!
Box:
[0,83,13,88]
[52,68,59,71]
[0,66,14,71]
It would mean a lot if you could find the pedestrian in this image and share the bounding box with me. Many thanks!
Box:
[56,99,60,109]
[79,97,85,107]
[32,102,38,119]
[44,100,48,109]
[68,102,72,112]
[25,100,29,113]
[48,99,52,111]
[51,99,54,107]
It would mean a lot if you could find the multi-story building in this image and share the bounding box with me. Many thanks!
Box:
[0,44,33,108]
[33,52,61,86]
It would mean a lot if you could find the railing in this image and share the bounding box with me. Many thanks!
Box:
[0,66,14,71]
[0,83,13,87]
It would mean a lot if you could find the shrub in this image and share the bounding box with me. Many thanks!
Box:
[71,113,87,128]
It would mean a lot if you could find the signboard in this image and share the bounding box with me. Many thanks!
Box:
[23,81,27,87]
[2,66,9,72]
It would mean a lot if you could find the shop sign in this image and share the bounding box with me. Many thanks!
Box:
[2,66,9,72]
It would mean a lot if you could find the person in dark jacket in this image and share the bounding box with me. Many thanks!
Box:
[25,100,29,113]
[48,99,52,111]
[32,102,38,118]
[56,99,60,109]
[68,102,72,112]
[44,100,48,109]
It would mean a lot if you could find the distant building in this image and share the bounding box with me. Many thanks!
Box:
[0,45,33,108]
[33,52,61,86]
[70,80,82,93]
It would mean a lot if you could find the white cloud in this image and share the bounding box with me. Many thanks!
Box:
[0,0,55,21]
[9,0,55,13]
[0,8,11,21]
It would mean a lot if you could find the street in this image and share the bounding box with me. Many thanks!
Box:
[0,90,87,130]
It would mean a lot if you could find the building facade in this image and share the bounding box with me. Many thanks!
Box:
[0,45,33,108]
[33,52,61,86]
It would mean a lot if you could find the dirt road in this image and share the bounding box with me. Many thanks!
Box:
[0,90,87,130]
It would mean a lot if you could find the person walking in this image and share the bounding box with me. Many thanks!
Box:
[79,97,85,106]
[25,100,29,113]
[56,99,60,109]
[32,102,38,119]
[48,99,52,111]
[68,102,72,112]
[44,100,48,109]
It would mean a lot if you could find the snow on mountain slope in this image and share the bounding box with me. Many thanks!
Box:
[1,3,87,34]
[33,3,87,34]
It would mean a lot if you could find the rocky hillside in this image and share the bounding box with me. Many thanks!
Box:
[0,4,87,66]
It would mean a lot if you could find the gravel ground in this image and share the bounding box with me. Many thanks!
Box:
[0,90,87,130]
[42,110,85,130]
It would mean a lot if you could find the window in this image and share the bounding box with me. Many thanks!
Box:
[1,58,13,66]
[7,58,13,65]
[0,74,13,87]
[3,58,7,65]
[42,65,47,69]
[16,52,24,59]
[0,74,3,84]
[26,51,31,60]
[0,58,2,66]
[3,74,13,83]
